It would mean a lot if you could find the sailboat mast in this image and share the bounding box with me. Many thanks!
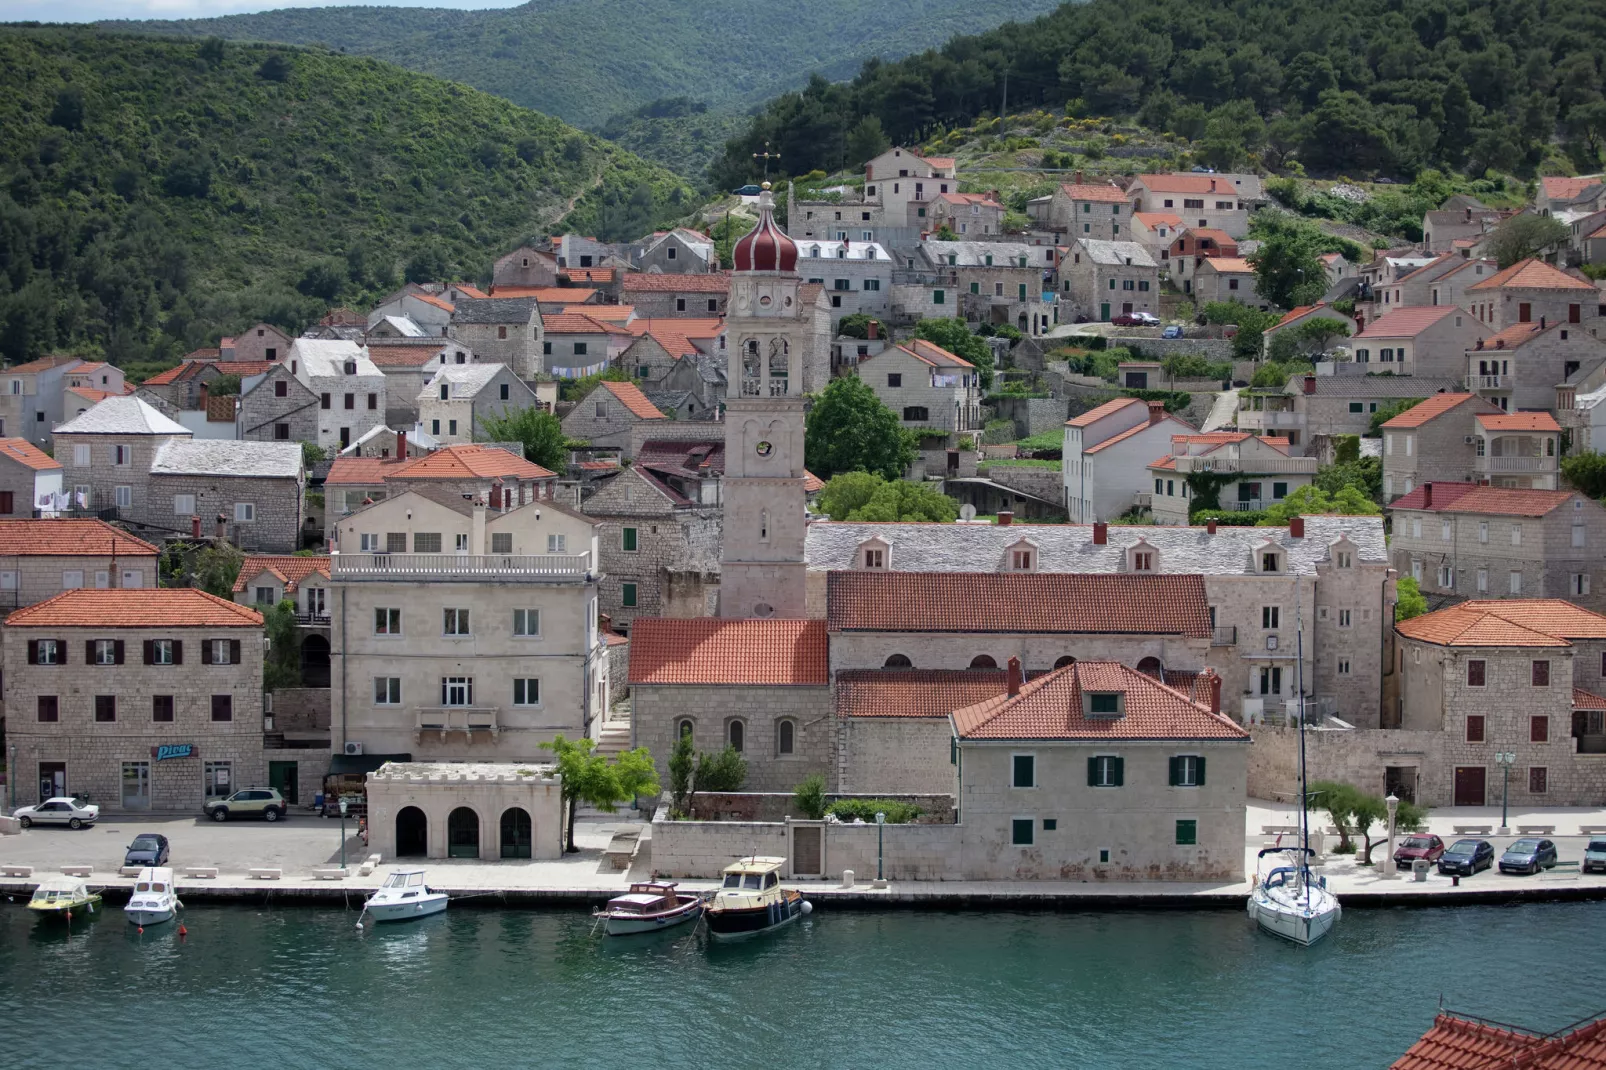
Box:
[1295,575,1310,911]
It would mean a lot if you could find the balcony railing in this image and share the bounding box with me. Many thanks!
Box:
[332,552,591,581]
[415,707,499,737]
[1475,455,1554,473]
[1473,374,1506,389]
[1238,410,1305,429]
[1228,499,1264,511]
[1172,455,1318,475]
[295,612,331,626]
[1211,626,1237,646]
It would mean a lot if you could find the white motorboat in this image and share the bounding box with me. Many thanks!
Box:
[124,867,180,926]
[593,882,704,936]
[361,868,449,923]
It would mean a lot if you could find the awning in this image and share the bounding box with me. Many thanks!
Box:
[327,752,411,776]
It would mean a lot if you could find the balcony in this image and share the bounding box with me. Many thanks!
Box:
[332,552,592,582]
[294,612,331,627]
[1475,455,1553,473]
[1172,455,1318,475]
[1211,625,1237,646]
[415,707,499,739]
[1237,410,1305,430]
[1227,499,1264,511]
[1472,374,1506,390]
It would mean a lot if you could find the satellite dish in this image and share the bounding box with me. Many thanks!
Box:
[959,504,977,521]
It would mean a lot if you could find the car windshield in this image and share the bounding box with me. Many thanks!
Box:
[1589,841,1606,853]
[1403,836,1434,848]
[1509,839,1539,851]
[130,837,159,850]
[1446,841,1479,855]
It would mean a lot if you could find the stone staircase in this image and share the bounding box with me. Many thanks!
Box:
[594,720,632,758]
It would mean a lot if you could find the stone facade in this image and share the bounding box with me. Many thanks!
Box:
[230,323,291,363]
[1247,724,1448,805]
[450,298,543,380]
[0,356,81,448]
[1469,321,1606,412]
[1381,395,1504,501]
[856,343,982,437]
[837,717,956,794]
[365,761,564,860]
[1057,239,1161,322]
[0,549,158,613]
[580,464,721,629]
[150,466,304,553]
[416,364,533,445]
[561,381,667,452]
[631,683,833,793]
[1353,307,1490,378]
[238,364,320,445]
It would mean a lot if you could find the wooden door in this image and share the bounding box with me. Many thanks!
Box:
[792,825,823,877]
[1453,766,1486,807]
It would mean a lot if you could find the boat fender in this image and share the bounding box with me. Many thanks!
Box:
[801,901,813,915]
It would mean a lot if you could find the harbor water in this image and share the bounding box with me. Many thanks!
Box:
[3,900,1602,1068]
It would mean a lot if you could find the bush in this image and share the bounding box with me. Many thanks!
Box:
[793,774,827,820]
[1162,353,1232,380]
[826,798,923,824]
[1118,387,1191,412]
[1189,508,1268,526]
[1061,334,1107,350]
[693,745,746,792]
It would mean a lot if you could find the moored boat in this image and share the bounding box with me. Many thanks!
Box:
[27,877,101,920]
[124,867,180,926]
[593,881,704,936]
[360,868,449,923]
[1248,848,1341,946]
[704,856,808,939]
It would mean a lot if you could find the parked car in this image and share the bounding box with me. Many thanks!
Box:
[203,788,288,823]
[1393,834,1446,866]
[732,184,762,196]
[124,834,170,867]
[1162,325,1184,339]
[1499,838,1558,875]
[14,797,99,829]
[1111,312,1159,327]
[1583,839,1606,874]
[1438,838,1495,876]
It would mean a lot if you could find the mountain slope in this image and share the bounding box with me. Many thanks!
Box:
[101,0,1064,131]
[0,28,695,367]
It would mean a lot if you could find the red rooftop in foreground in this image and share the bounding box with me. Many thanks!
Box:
[628,618,827,686]
[1391,1009,1606,1069]
[7,587,263,628]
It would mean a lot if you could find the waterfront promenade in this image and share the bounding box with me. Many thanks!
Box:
[4,800,1606,908]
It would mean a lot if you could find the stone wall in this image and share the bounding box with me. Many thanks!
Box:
[366,765,564,860]
[1247,724,1448,803]
[648,810,789,877]
[631,684,833,793]
[151,473,303,552]
[837,717,958,795]
[987,396,1066,439]
[238,366,319,444]
[981,463,1064,505]
[676,790,954,823]
[271,688,331,733]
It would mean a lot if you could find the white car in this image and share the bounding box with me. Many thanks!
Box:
[15,797,100,829]
[1132,312,1162,327]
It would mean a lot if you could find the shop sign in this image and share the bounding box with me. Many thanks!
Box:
[152,743,197,761]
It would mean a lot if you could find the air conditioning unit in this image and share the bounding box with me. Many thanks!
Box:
[344,742,364,756]
[1464,436,1476,444]
[1266,635,1279,651]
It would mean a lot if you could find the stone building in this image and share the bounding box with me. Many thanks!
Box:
[1422,200,1503,253]
[1044,180,1130,242]
[619,273,729,319]
[366,289,455,337]
[492,246,559,289]
[237,363,320,445]
[1464,258,1602,334]
[1259,304,1357,357]
[0,518,159,613]
[416,363,534,445]
[449,297,543,380]
[1468,319,1606,413]
[1063,398,1195,524]
[1126,173,1265,238]
[152,441,305,551]
[561,379,667,451]
[0,438,62,517]
[856,340,982,444]
[5,588,265,808]
[1164,227,1238,293]
[634,228,717,274]
[0,355,86,448]
[1387,483,1606,611]
[1380,392,1503,501]
[925,191,1006,237]
[1352,306,1490,377]
[793,238,893,328]
[288,339,387,452]
[1394,599,1606,806]
[1237,371,1462,450]
[1192,257,1265,308]
[1057,239,1160,322]
[1147,431,1316,524]
[327,488,607,762]
[139,360,233,413]
[539,312,633,378]
[911,240,1053,336]
[365,761,564,860]
[229,322,292,363]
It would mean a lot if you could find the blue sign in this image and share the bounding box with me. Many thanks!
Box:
[153,744,196,761]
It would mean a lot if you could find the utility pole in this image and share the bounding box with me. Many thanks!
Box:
[1000,67,1009,121]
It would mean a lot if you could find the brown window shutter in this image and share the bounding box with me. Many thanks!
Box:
[201,640,213,665]
[26,639,37,665]
[143,640,153,665]
[172,640,183,666]
[230,639,242,664]
[59,639,67,663]
[85,640,96,665]
[114,640,125,665]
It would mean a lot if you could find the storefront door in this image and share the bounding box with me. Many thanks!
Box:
[268,761,299,805]
[122,761,151,810]
[204,761,233,800]
[37,762,66,803]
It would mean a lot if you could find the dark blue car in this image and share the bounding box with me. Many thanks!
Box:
[123,833,169,868]
[1499,838,1558,875]
[1437,838,1494,876]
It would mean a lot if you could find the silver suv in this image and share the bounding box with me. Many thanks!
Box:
[203,788,288,822]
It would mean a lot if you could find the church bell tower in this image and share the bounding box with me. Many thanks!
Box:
[720,183,808,618]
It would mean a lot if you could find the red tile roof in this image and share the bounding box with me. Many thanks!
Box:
[1397,599,1606,647]
[323,456,408,486]
[1357,306,1464,338]
[836,669,1010,718]
[1269,304,1343,329]
[1541,176,1604,201]
[453,285,489,299]
[1084,413,1189,455]
[803,470,825,493]
[490,286,598,304]
[140,363,200,386]
[628,618,828,685]
[1574,688,1606,712]
[1201,257,1254,273]
[1060,182,1128,204]
[896,339,974,369]
[232,554,331,594]
[625,317,724,358]
[7,588,262,628]
[827,572,1211,637]
[1132,211,1182,228]
[1137,173,1242,194]
[1381,393,1483,428]
[596,379,666,421]
[568,304,634,323]
[1391,1010,1606,1070]
[1465,258,1596,292]
[0,518,156,555]
[1475,410,1561,432]
[540,313,632,335]
[1482,321,1567,351]
[561,268,616,284]
[67,386,121,405]
[1065,397,1141,428]
[620,273,729,293]
[953,662,1244,741]
[388,443,556,481]
[367,345,446,368]
[413,292,455,313]
[4,354,81,375]
[0,438,61,471]
[1390,483,1572,517]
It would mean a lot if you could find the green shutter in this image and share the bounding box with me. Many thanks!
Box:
[1113,756,1124,786]
[1175,819,1197,845]
[1019,284,1027,300]
[622,583,637,607]
[1168,756,1181,786]
[1087,756,1098,786]
[1196,756,1206,785]
[622,527,637,552]
[950,736,958,766]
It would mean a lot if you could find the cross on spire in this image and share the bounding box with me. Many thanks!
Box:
[752,141,781,178]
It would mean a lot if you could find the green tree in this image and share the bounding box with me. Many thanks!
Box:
[817,470,958,522]
[1354,793,1428,864]
[693,745,747,792]
[1257,483,1380,525]
[478,406,568,470]
[257,53,293,83]
[262,599,302,691]
[1248,215,1328,310]
[539,735,660,853]
[1251,358,1314,388]
[1395,575,1427,621]
[1485,215,1570,269]
[1306,780,1361,854]
[1562,451,1606,498]
[805,376,914,480]
[301,442,328,469]
[208,374,242,397]
[1369,397,1424,436]
[914,317,995,388]
[668,731,694,813]
[793,773,827,820]
[845,115,891,166]
[1314,457,1382,502]
[1293,316,1351,353]
[189,544,244,598]
[837,313,882,340]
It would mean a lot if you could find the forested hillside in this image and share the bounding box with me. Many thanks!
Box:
[715,0,1606,186]
[103,0,1063,133]
[0,29,694,367]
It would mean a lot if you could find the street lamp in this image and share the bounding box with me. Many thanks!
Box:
[1495,751,1517,835]
[339,795,349,871]
[875,811,886,884]
[7,744,14,811]
[1382,793,1399,877]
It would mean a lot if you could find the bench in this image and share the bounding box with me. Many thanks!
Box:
[248,867,282,880]
[358,854,380,876]
[311,867,347,880]
[0,864,33,879]
[603,829,642,872]
[118,866,144,877]
[1453,825,1493,835]
[1517,825,1556,836]
[180,866,217,879]
[1578,826,1606,835]
[60,864,91,877]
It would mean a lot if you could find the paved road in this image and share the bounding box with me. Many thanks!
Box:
[1201,387,1240,432]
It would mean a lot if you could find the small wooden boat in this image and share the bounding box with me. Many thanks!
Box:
[704,856,809,939]
[593,881,704,936]
[28,877,101,920]
[360,868,448,923]
[124,867,180,926]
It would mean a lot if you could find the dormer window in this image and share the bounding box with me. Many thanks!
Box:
[1086,692,1122,717]
[343,361,356,375]
[862,546,886,569]
[1011,549,1033,570]
[1261,552,1280,573]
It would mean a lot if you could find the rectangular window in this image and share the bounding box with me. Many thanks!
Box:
[1531,715,1550,743]
[115,485,132,508]
[374,677,401,705]
[547,534,567,553]
[490,532,512,554]
[621,527,638,552]
[320,393,331,410]
[1175,819,1198,846]
[1262,606,1280,630]
[932,290,944,305]
[441,677,473,706]
[1509,571,1523,595]
[149,639,176,665]
[1477,569,1489,592]
[1169,755,1206,787]
[1467,660,1486,687]
[886,374,902,388]
[235,502,255,522]
[1532,660,1550,686]
[32,639,61,665]
[413,532,441,553]
[513,609,540,637]
[343,393,354,410]
[210,695,233,722]
[95,695,116,723]
[443,608,471,636]
[1337,658,1351,676]
[1576,574,1593,597]
[1339,609,1352,628]
[72,445,90,467]
[151,695,174,722]
[1529,767,1548,794]
[173,494,196,516]
[1478,522,1489,543]
[1466,714,1486,742]
[621,583,637,608]
[1089,693,1120,715]
[1012,754,1035,788]
[513,678,541,706]
[1011,818,1034,846]
[1088,755,1124,787]
[374,608,402,635]
[93,639,119,665]
[37,695,58,722]
[1511,524,1522,546]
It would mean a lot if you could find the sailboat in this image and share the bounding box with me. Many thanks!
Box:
[1247,590,1341,946]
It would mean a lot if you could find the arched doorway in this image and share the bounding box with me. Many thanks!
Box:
[396,806,427,858]
[447,807,480,859]
[500,808,532,859]
[970,655,998,669]
[300,634,331,689]
[1137,656,1163,679]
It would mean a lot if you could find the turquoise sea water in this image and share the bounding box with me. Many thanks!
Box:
[2,900,1601,1069]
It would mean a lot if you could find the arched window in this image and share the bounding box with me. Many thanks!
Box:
[777,719,795,756]
[970,655,998,669]
[727,719,745,752]
[884,654,912,669]
[742,340,761,396]
[768,338,789,396]
[676,718,694,740]
[1054,655,1077,669]
[1136,656,1163,678]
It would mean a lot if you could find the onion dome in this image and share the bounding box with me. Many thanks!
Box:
[733,183,798,273]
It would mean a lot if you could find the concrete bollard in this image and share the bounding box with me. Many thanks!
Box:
[841,869,854,888]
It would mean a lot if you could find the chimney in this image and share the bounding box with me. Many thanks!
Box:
[1465,206,1473,222]
[867,319,878,340]
[215,513,228,540]
[190,515,201,539]
[1093,522,1108,545]
[1007,656,1022,697]
[1423,482,1433,508]
[397,430,407,461]
[1206,518,1217,535]
[1354,309,1365,332]
[998,509,1013,526]
[1074,170,1084,185]
[1206,669,1222,714]
[1290,517,1305,539]
[1147,400,1165,426]
[1303,374,1316,395]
